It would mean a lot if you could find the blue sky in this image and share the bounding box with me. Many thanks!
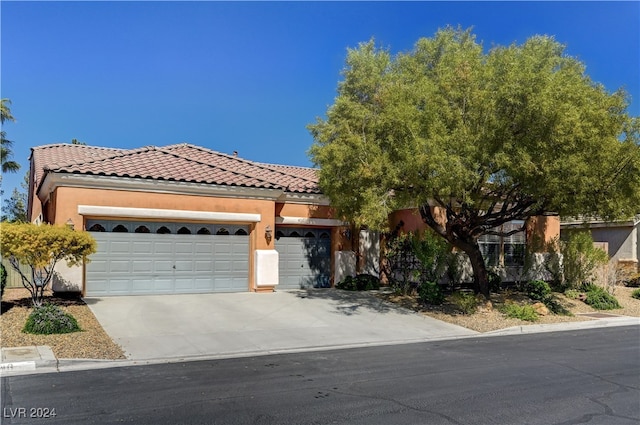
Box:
[1,1,639,199]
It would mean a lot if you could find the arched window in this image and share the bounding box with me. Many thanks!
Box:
[197,227,211,235]
[177,226,191,234]
[234,229,248,236]
[216,228,230,235]
[276,230,285,240]
[319,232,330,239]
[88,224,106,232]
[112,224,128,233]
[135,225,150,233]
[305,231,316,238]
[290,231,300,237]
[157,226,171,234]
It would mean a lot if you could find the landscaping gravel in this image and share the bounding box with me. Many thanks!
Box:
[1,288,125,360]
[380,285,640,333]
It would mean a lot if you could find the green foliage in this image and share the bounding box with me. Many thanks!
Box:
[564,289,580,299]
[385,230,451,295]
[560,232,609,289]
[525,280,552,301]
[488,270,502,293]
[631,288,640,300]
[23,303,81,335]
[0,222,97,306]
[309,27,640,298]
[581,283,621,310]
[501,303,539,322]
[336,274,380,291]
[418,281,445,305]
[0,262,6,300]
[450,291,478,315]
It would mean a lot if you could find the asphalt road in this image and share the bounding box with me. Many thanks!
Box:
[2,326,639,425]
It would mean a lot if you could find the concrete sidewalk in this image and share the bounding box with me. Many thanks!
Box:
[2,290,639,376]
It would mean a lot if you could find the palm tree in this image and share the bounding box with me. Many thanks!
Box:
[1,98,20,174]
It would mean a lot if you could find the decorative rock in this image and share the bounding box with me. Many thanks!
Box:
[532,302,550,316]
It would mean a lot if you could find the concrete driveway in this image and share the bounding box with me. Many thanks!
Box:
[85,289,478,361]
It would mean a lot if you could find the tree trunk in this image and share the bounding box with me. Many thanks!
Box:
[418,204,491,299]
[460,242,490,299]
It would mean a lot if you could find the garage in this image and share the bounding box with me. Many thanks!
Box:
[275,227,331,289]
[85,220,249,296]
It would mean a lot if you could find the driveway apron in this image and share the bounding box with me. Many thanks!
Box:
[85,290,478,361]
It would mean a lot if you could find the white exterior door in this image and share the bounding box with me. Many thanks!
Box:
[85,221,249,296]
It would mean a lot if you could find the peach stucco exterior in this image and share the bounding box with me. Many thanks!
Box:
[33,182,351,295]
[388,207,560,251]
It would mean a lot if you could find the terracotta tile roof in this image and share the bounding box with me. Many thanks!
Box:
[31,143,320,194]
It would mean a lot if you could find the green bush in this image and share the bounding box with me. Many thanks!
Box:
[525,280,552,301]
[336,274,380,291]
[23,303,81,335]
[488,271,502,293]
[0,262,7,300]
[418,281,445,305]
[450,291,478,315]
[631,289,640,300]
[564,289,580,299]
[501,303,539,322]
[581,283,621,310]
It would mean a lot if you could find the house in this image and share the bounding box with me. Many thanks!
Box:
[561,216,640,274]
[27,142,561,296]
[27,143,358,296]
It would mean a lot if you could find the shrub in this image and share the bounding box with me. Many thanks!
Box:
[581,283,621,310]
[625,273,640,288]
[488,270,502,293]
[631,289,640,300]
[564,289,580,299]
[418,281,445,305]
[559,232,609,290]
[336,274,380,291]
[525,280,552,301]
[501,303,539,322]
[450,291,478,315]
[0,262,6,300]
[23,303,81,335]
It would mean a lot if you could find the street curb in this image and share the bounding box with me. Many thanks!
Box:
[3,320,639,377]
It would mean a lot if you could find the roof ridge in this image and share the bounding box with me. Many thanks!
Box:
[153,146,284,188]
[162,144,312,186]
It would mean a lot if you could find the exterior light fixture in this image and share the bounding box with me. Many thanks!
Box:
[265,225,273,242]
[342,228,351,240]
[66,218,75,230]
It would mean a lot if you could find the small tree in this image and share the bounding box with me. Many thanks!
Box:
[0,222,96,306]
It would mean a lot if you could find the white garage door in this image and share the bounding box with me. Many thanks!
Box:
[85,220,249,296]
[275,227,331,289]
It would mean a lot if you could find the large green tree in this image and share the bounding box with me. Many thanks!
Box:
[309,28,640,298]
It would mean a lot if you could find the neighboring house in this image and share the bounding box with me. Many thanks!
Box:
[561,216,640,273]
[27,143,357,296]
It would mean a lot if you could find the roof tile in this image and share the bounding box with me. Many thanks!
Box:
[31,143,320,194]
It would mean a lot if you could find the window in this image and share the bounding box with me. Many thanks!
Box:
[135,225,150,233]
[88,224,106,232]
[234,229,248,235]
[177,226,191,234]
[197,227,211,235]
[479,221,526,267]
[112,224,128,233]
[157,226,171,234]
